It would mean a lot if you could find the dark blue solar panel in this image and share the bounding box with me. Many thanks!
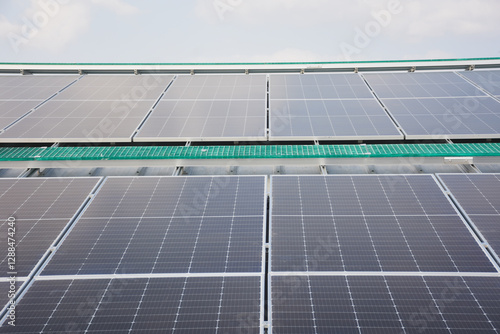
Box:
[272,275,500,334]
[0,276,261,333]
[439,173,500,259]
[271,175,497,273]
[42,176,265,275]
[0,178,100,277]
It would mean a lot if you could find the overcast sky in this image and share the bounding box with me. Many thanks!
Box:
[1,0,500,63]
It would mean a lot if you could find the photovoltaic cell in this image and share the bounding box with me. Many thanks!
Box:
[135,74,267,141]
[363,72,500,139]
[0,75,173,143]
[0,276,261,333]
[0,281,21,310]
[0,75,78,130]
[382,97,500,139]
[460,70,500,96]
[363,72,487,98]
[438,173,500,259]
[271,74,374,99]
[0,178,100,277]
[42,176,266,275]
[271,275,500,334]
[269,74,402,140]
[271,175,496,273]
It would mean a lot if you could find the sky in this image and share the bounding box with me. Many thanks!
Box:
[0,0,500,64]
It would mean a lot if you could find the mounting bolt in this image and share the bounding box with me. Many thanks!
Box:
[409,66,416,72]
[468,65,475,71]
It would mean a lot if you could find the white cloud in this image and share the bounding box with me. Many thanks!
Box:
[0,1,92,54]
[0,14,18,37]
[91,0,139,16]
[398,0,500,39]
[403,50,456,60]
[26,2,91,53]
[0,0,139,56]
[250,48,326,62]
[196,0,368,25]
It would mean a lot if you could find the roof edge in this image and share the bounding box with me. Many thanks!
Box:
[1,56,500,66]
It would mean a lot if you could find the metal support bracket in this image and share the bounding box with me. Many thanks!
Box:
[444,157,474,165]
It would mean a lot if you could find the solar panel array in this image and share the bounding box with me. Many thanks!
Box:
[1,70,499,143]
[0,75,173,143]
[269,74,403,140]
[0,178,100,277]
[0,75,77,131]
[270,175,500,333]
[438,173,500,260]
[1,174,499,332]
[1,176,265,333]
[135,75,267,141]
[364,72,500,139]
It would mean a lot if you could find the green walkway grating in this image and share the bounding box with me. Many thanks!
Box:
[1,143,500,162]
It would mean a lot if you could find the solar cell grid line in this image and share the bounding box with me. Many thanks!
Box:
[41,176,266,276]
[362,71,500,140]
[0,276,263,333]
[0,75,79,130]
[270,275,500,334]
[269,73,403,141]
[0,280,25,314]
[270,175,498,273]
[0,74,174,143]
[379,96,500,140]
[437,173,500,263]
[0,177,101,278]
[459,70,500,97]
[295,177,318,333]
[135,74,267,142]
[363,72,487,99]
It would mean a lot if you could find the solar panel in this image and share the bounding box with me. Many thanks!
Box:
[438,173,500,260]
[0,178,100,277]
[271,275,500,333]
[0,75,173,143]
[135,74,267,142]
[0,281,21,310]
[271,175,497,273]
[382,97,500,139]
[363,72,500,139]
[460,70,500,96]
[0,276,262,333]
[269,74,403,140]
[42,176,266,275]
[0,75,78,130]
[363,72,487,98]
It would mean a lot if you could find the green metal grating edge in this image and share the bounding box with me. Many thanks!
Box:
[1,143,500,162]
